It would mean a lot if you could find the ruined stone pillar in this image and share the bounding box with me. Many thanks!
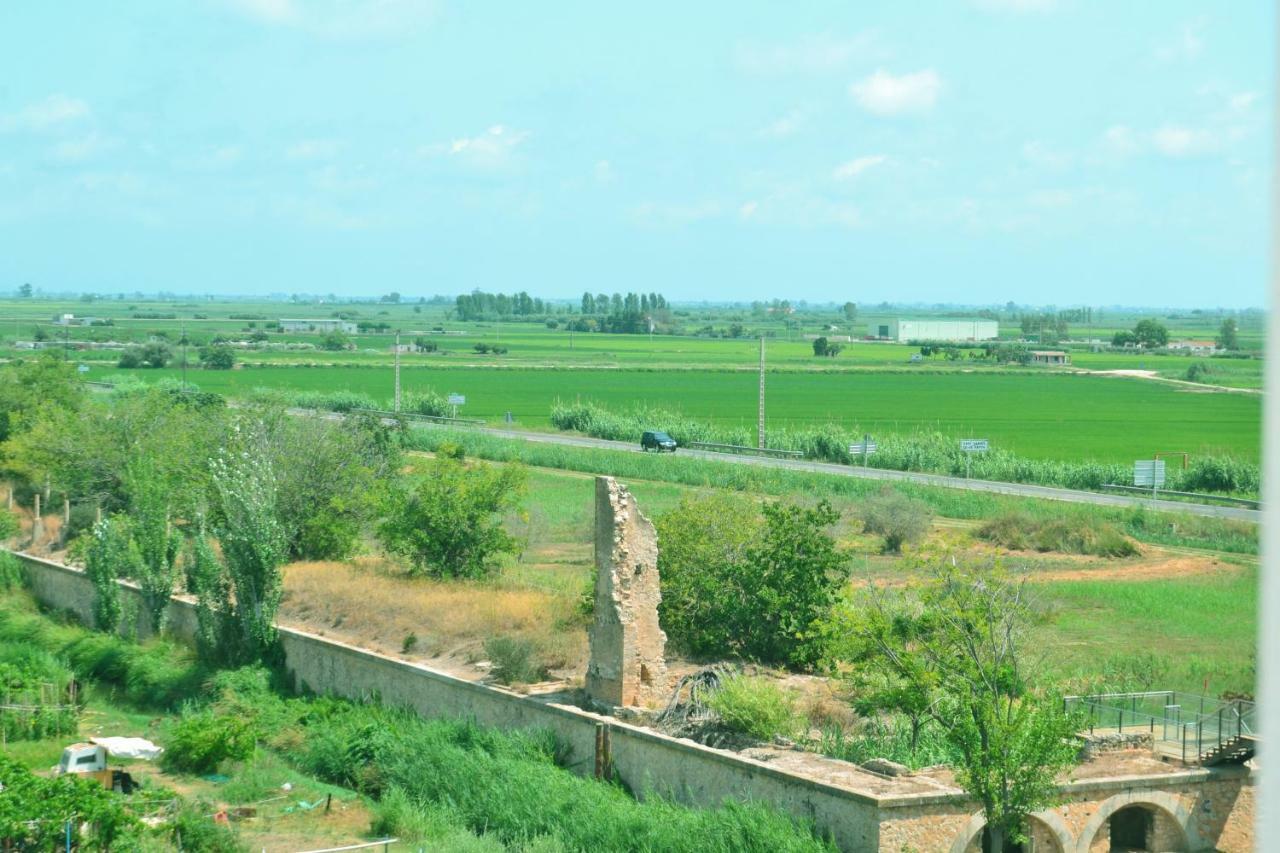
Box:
[585,476,667,708]
[31,493,44,545]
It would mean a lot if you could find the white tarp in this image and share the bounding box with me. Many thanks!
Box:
[90,737,164,761]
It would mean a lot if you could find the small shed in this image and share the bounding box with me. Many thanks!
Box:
[1031,350,1071,365]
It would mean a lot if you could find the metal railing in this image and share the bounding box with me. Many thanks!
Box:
[686,442,804,459]
[1064,691,1256,765]
[351,408,485,426]
[1100,484,1260,509]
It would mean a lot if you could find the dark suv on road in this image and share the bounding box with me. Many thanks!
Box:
[640,430,678,452]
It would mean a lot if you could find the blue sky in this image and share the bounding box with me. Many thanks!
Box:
[0,1,1272,306]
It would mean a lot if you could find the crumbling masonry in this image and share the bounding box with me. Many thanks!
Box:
[585,476,668,708]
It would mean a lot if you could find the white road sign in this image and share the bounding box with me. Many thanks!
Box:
[447,393,466,406]
[849,441,878,455]
[1134,460,1166,488]
[960,439,989,452]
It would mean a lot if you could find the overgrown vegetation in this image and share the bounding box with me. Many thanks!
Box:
[706,674,803,742]
[857,486,933,553]
[977,510,1139,557]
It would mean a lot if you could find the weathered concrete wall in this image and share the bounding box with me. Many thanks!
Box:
[9,549,1255,853]
[585,476,667,708]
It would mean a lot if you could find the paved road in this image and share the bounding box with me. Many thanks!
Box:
[415,421,1261,523]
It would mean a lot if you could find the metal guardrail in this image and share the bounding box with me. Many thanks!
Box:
[686,441,804,459]
[1101,483,1260,509]
[1064,691,1256,765]
[352,408,485,426]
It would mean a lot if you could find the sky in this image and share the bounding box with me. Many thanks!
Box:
[0,1,1273,307]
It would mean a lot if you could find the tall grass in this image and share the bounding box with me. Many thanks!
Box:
[409,429,1258,554]
[550,400,1260,495]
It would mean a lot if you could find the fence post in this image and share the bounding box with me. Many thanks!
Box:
[31,494,44,545]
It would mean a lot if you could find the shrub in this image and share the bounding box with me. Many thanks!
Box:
[977,511,1138,557]
[378,456,526,579]
[163,709,257,774]
[706,674,804,742]
[657,496,848,667]
[0,553,23,590]
[484,635,548,685]
[402,389,450,418]
[0,509,18,541]
[858,487,933,553]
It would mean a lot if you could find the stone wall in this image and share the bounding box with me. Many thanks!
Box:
[8,549,1255,852]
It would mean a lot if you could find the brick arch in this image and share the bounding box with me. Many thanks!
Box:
[949,809,1074,853]
[1073,790,1201,853]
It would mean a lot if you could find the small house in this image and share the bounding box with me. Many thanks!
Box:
[1030,350,1070,365]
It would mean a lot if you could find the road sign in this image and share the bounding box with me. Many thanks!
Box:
[960,439,989,452]
[1134,459,1166,491]
[76,364,89,374]
[848,441,878,455]
[447,393,466,405]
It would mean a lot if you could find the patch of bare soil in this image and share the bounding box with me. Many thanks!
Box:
[1026,555,1233,583]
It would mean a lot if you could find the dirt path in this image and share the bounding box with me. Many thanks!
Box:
[1079,368,1262,395]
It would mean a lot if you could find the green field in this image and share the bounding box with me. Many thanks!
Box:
[101,364,1262,463]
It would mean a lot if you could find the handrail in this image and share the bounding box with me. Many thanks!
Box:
[1065,692,1258,764]
[686,442,804,459]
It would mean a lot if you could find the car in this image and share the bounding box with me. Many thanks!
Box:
[640,430,677,452]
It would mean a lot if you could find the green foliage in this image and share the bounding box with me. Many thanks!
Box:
[1133,318,1169,348]
[189,525,235,665]
[1185,361,1211,382]
[403,389,450,417]
[165,802,246,853]
[705,674,803,742]
[849,559,1081,847]
[656,495,848,667]
[0,509,18,541]
[1216,317,1239,351]
[0,356,85,443]
[976,511,1138,557]
[163,708,258,773]
[210,436,288,664]
[858,487,933,553]
[0,754,139,850]
[125,457,181,633]
[0,645,78,741]
[0,553,23,590]
[379,455,526,579]
[483,635,548,685]
[85,517,136,632]
[291,388,378,413]
[815,716,959,771]
[199,343,237,369]
[118,341,173,368]
[319,330,352,351]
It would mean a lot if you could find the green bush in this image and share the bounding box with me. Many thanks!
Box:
[657,496,848,667]
[706,674,804,742]
[163,708,257,774]
[977,511,1138,557]
[484,635,548,685]
[0,553,24,590]
[858,487,933,553]
[0,508,18,541]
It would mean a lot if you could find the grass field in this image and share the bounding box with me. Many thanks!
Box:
[101,364,1262,462]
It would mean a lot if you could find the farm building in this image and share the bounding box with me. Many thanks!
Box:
[1168,339,1218,353]
[868,319,998,342]
[279,318,357,334]
[1031,350,1071,365]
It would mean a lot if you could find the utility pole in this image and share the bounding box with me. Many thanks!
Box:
[180,321,187,390]
[757,336,766,449]
[393,330,402,413]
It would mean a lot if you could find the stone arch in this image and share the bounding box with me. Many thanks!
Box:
[1074,790,1201,853]
[950,809,1074,853]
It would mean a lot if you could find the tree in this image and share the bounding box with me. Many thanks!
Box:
[0,754,138,849]
[842,302,858,322]
[124,457,181,634]
[378,455,526,579]
[1132,319,1168,349]
[17,283,32,297]
[199,343,236,369]
[656,494,849,667]
[858,486,933,553]
[1110,330,1137,347]
[85,517,135,633]
[209,436,288,663]
[1216,318,1239,351]
[811,336,829,357]
[117,341,172,368]
[381,292,402,303]
[849,559,1080,850]
[319,330,351,351]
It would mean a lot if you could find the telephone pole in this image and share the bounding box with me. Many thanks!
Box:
[393,330,402,413]
[757,336,766,449]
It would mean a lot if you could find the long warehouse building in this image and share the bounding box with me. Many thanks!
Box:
[869,319,998,342]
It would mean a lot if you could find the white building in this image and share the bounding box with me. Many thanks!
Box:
[279,318,357,334]
[868,319,999,343]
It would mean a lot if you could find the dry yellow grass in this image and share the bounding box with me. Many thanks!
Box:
[279,557,588,679]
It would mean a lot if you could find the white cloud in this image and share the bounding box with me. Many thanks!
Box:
[1,94,89,132]
[1155,22,1205,63]
[849,69,941,116]
[225,0,439,38]
[1021,140,1072,169]
[1151,125,1218,157]
[832,154,887,180]
[1102,125,1141,156]
[735,32,886,75]
[445,125,530,170]
[51,132,111,163]
[973,0,1056,11]
[286,139,341,160]
[593,160,615,184]
[739,200,758,219]
[631,200,723,226]
[1228,92,1258,114]
[761,109,806,138]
